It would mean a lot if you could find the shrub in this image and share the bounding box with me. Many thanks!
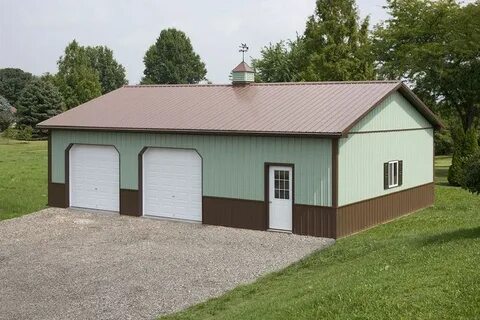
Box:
[1,127,17,140]
[448,127,479,186]
[16,126,33,141]
[462,154,480,195]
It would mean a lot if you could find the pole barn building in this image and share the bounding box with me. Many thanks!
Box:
[38,63,443,238]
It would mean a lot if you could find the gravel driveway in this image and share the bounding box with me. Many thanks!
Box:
[0,208,334,320]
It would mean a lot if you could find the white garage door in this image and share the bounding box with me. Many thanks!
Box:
[143,148,202,221]
[69,145,119,212]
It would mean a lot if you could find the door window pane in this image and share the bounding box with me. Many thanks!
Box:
[274,169,290,199]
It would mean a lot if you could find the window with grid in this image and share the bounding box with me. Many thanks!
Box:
[274,170,290,199]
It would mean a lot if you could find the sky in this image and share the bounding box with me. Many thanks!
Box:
[0,0,389,84]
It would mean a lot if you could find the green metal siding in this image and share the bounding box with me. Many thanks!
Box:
[338,129,434,206]
[351,92,432,132]
[51,130,332,206]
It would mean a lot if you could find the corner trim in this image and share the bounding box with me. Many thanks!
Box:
[332,138,339,208]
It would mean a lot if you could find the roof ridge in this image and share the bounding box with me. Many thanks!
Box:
[124,84,231,88]
[252,80,401,86]
[124,80,401,89]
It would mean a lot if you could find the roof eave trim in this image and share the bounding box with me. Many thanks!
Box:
[37,125,343,138]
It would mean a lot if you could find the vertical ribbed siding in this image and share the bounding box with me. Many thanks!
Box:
[336,183,434,238]
[293,205,336,238]
[338,129,433,206]
[51,130,332,206]
[350,92,432,132]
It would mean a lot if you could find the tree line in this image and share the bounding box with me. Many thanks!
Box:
[0,28,207,139]
[1,0,479,192]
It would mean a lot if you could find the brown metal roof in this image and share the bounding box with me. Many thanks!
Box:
[37,81,443,136]
[232,62,254,73]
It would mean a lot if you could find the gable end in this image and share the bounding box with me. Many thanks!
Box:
[343,83,443,135]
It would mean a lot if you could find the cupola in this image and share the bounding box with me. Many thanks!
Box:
[231,61,255,85]
[231,43,255,85]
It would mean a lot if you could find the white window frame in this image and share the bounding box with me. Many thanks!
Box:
[388,160,399,188]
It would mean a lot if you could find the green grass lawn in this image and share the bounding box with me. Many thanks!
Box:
[161,156,480,320]
[0,137,47,220]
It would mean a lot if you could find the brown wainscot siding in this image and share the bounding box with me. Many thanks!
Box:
[203,196,267,230]
[293,205,336,238]
[48,183,68,208]
[336,182,434,238]
[120,189,141,216]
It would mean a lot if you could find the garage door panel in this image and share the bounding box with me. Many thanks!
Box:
[143,148,202,221]
[70,145,119,212]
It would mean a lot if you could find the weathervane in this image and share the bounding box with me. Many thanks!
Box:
[239,43,249,62]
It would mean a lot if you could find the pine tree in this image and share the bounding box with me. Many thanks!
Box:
[16,79,64,137]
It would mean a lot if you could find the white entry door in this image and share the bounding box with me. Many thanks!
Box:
[143,148,202,221]
[69,145,119,212]
[269,166,293,231]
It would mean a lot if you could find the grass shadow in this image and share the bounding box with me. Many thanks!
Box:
[422,227,480,245]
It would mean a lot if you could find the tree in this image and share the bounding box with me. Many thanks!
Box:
[141,28,207,84]
[16,79,64,137]
[374,0,480,134]
[55,40,102,109]
[0,95,15,131]
[301,0,375,81]
[253,40,305,83]
[0,68,33,105]
[448,126,479,185]
[253,0,375,82]
[463,154,480,195]
[85,46,128,93]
